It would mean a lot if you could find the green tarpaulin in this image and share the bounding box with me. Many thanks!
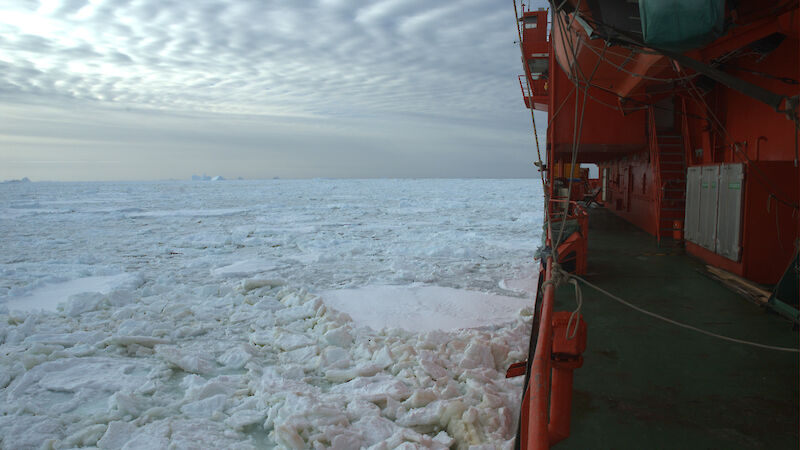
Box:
[639,0,725,51]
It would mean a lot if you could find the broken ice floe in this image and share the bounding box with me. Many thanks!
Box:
[0,281,530,448]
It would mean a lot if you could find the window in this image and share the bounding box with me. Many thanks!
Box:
[580,163,599,179]
[527,58,549,80]
[523,16,538,29]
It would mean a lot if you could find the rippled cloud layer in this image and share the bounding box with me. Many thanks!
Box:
[0,0,548,180]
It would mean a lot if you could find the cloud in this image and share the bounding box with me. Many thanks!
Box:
[0,0,548,180]
[1,0,529,115]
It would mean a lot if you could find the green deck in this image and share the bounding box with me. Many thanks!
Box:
[553,207,799,449]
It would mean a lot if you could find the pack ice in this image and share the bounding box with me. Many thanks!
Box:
[1,280,534,448]
[0,179,542,448]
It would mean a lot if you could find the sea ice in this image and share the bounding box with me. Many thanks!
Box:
[0,179,541,448]
[4,273,138,312]
[319,285,531,332]
[499,269,539,296]
[212,259,278,277]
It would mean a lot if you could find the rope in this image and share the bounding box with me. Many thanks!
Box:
[567,272,800,353]
[541,0,800,359]
[565,278,582,340]
[512,0,545,188]
[767,194,787,253]
[794,114,798,167]
[547,85,576,128]
[579,36,701,83]
[540,261,583,340]
[552,4,598,251]
[512,0,554,247]
[541,261,570,290]
[571,76,708,120]
[523,75,546,189]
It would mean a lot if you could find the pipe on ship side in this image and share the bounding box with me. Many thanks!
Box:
[522,256,556,449]
[547,366,575,445]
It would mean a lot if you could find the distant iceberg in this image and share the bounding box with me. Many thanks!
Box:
[3,177,31,183]
[191,173,228,181]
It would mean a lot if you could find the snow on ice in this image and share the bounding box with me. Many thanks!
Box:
[320,285,531,333]
[4,274,140,312]
[0,179,543,448]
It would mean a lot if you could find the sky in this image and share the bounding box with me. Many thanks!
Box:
[0,0,548,181]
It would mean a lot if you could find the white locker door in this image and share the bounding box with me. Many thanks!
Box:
[698,165,720,251]
[716,163,744,261]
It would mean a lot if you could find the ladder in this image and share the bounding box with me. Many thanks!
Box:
[656,132,687,245]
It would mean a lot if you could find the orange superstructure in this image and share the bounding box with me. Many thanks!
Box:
[511,1,799,448]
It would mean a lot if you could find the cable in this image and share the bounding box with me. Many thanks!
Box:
[682,71,799,209]
[579,37,701,83]
[724,65,799,85]
[794,115,799,167]
[512,7,551,444]
[552,6,581,249]
[525,79,546,187]
[567,78,649,114]
[570,273,800,353]
[547,85,576,128]
[513,0,556,247]
[513,1,547,191]
[552,3,602,250]
[557,0,794,115]
[542,0,800,355]
[571,74,710,120]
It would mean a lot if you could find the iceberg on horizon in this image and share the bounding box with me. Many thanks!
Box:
[191,173,227,181]
[3,177,31,183]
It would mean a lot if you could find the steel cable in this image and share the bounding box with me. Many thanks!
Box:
[570,273,800,353]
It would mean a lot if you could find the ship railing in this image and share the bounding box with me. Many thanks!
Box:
[519,75,532,108]
[521,255,557,448]
[518,200,588,448]
[519,74,549,109]
[548,198,588,274]
[548,198,587,227]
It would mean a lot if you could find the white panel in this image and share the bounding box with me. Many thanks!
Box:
[716,163,744,261]
[684,166,702,244]
[698,165,720,251]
